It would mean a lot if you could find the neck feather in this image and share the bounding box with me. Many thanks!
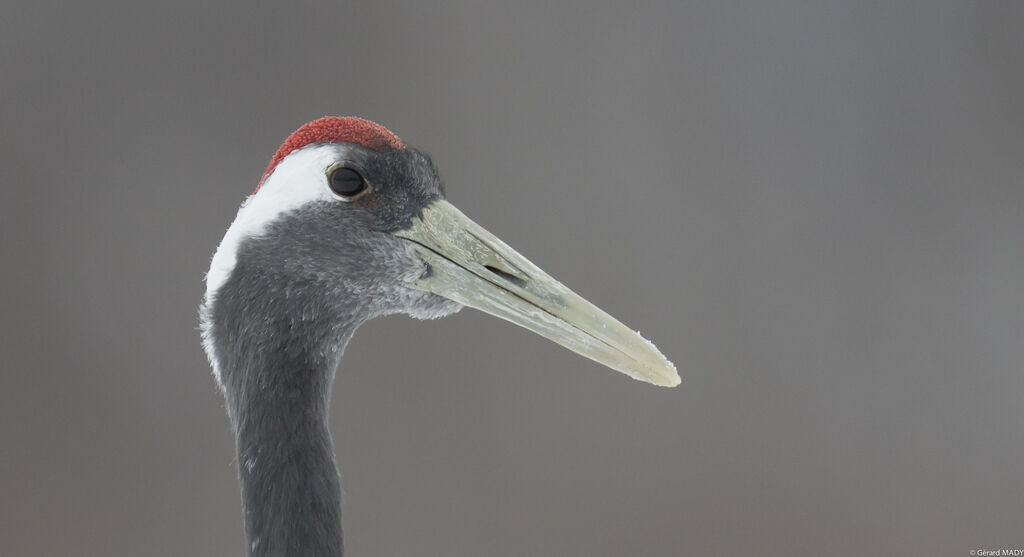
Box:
[206,262,360,557]
[233,354,344,557]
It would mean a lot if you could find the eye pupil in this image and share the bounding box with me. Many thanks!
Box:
[329,167,366,197]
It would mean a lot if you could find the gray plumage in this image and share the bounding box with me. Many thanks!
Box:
[203,147,460,556]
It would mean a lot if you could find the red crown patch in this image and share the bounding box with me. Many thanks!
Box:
[257,116,405,192]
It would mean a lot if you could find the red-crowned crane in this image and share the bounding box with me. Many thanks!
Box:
[200,117,678,556]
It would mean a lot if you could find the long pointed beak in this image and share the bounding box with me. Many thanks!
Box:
[395,200,679,387]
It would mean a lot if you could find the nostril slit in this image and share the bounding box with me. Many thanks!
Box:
[420,263,434,280]
[484,265,526,287]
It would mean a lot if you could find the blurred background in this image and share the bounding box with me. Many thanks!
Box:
[2,2,1022,556]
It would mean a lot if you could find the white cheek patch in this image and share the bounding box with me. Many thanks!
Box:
[201,143,349,383]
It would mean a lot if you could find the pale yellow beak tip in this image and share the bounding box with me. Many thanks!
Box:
[640,361,681,388]
[662,372,682,388]
[632,335,680,387]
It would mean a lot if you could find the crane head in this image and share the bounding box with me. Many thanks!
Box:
[202,117,679,388]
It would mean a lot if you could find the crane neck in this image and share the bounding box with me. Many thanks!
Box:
[209,276,360,557]
[231,348,345,557]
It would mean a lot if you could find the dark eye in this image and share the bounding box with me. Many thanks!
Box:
[327,165,368,198]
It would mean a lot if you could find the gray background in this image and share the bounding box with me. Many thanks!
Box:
[2,2,1022,556]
